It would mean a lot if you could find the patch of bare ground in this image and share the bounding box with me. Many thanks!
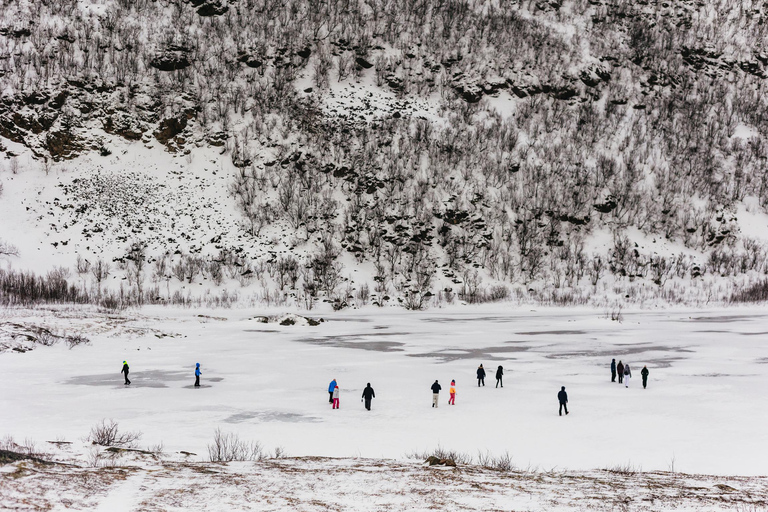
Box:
[2,455,767,511]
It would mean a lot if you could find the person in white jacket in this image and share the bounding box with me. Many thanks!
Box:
[623,363,632,388]
[332,385,340,409]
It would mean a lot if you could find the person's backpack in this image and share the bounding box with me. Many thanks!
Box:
[624,367,630,375]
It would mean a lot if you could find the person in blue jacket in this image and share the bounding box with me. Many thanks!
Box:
[328,379,337,403]
[194,363,202,387]
[611,358,617,382]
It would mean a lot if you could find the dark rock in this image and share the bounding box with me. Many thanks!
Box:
[297,47,311,59]
[154,116,188,145]
[23,92,49,106]
[453,81,483,103]
[206,131,227,147]
[57,32,76,43]
[580,69,601,87]
[45,129,82,160]
[49,91,68,110]
[150,50,191,71]
[197,1,228,16]
[550,83,578,100]
[593,197,618,213]
[386,74,403,90]
[426,456,457,467]
[355,57,374,69]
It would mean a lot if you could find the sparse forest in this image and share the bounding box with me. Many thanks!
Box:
[1,0,768,308]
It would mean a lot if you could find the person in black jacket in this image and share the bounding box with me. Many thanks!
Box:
[121,361,131,385]
[641,366,649,389]
[611,358,617,382]
[617,361,624,384]
[495,365,504,388]
[558,386,568,416]
[362,383,375,410]
[431,380,441,408]
[477,364,486,387]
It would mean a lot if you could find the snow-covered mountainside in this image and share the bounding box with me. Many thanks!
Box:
[2,0,768,308]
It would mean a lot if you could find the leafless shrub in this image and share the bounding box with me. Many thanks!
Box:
[65,333,90,349]
[36,330,59,346]
[730,278,768,303]
[406,447,473,465]
[207,428,263,462]
[88,419,142,448]
[91,259,111,294]
[477,450,515,471]
[602,462,641,476]
[0,240,19,257]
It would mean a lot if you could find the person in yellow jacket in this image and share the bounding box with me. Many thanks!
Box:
[448,380,456,405]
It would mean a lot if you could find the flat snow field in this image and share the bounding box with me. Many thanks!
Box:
[2,305,767,477]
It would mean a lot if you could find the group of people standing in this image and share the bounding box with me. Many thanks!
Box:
[611,359,650,389]
[475,364,505,388]
[325,359,652,417]
[328,378,377,410]
[120,361,202,387]
[120,357,651,418]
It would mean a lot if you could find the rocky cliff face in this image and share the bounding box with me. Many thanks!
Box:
[1,0,768,307]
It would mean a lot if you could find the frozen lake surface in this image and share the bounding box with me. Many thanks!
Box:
[2,305,767,476]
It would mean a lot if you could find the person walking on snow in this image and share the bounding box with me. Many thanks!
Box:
[611,358,617,382]
[558,386,569,416]
[641,366,649,389]
[121,361,131,385]
[495,366,504,388]
[623,363,632,388]
[477,364,486,387]
[617,360,624,384]
[448,380,456,405]
[362,383,375,411]
[328,379,337,403]
[332,385,340,409]
[194,363,202,387]
[431,380,442,408]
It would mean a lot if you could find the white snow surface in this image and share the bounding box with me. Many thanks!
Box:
[2,304,767,479]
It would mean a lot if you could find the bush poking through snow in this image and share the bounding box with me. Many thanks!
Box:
[477,450,515,472]
[207,428,263,462]
[730,278,768,303]
[602,462,641,476]
[0,239,18,257]
[88,419,142,448]
[65,334,90,349]
[407,447,472,466]
[35,330,58,347]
